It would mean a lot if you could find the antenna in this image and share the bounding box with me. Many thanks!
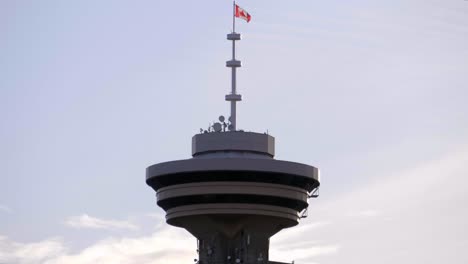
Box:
[226,1,242,131]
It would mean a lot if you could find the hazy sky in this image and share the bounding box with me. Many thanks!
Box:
[1,0,468,263]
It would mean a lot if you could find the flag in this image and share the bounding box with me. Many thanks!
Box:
[235,4,251,23]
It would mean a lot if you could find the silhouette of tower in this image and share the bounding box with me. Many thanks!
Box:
[146,3,320,263]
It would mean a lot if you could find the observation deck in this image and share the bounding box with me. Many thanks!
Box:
[146,131,320,263]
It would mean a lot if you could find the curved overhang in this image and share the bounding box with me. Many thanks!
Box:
[155,181,310,212]
[157,182,308,202]
[166,203,300,228]
[146,157,320,192]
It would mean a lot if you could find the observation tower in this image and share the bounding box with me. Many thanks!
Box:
[146,2,320,263]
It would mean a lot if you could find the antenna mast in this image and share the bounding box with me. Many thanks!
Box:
[226,0,242,131]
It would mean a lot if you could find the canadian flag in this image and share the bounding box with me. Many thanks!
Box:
[235,4,251,23]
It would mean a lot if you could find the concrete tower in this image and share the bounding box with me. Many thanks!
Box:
[146,3,320,263]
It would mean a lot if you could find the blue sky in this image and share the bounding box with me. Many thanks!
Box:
[1,0,468,263]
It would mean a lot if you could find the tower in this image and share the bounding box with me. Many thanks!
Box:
[146,3,320,263]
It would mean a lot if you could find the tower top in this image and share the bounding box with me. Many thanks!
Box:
[200,2,251,134]
[225,1,251,131]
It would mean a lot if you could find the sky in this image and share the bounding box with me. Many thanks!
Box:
[1,0,468,263]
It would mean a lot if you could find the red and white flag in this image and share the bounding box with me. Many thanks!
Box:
[235,4,251,23]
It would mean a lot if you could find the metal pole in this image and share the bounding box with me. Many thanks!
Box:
[233,1,236,33]
[231,0,237,130]
[226,0,241,131]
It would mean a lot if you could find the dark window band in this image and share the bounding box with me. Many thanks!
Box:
[147,170,319,193]
[157,193,308,211]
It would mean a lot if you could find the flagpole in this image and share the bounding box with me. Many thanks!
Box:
[233,1,236,33]
[231,0,237,130]
[232,1,236,60]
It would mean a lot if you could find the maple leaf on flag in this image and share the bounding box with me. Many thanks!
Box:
[235,4,251,22]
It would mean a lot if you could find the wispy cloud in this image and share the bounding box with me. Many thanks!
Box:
[0,226,194,264]
[272,221,331,245]
[0,205,11,213]
[0,236,66,264]
[64,214,138,231]
[271,243,340,263]
[270,145,468,263]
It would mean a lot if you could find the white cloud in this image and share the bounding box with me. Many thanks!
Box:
[64,214,138,231]
[45,227,195,264]
[272,221,331,245]
[0,227,195,264]
[270,221,339,262]
[271,244,340,262]
[0,236,66,264]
